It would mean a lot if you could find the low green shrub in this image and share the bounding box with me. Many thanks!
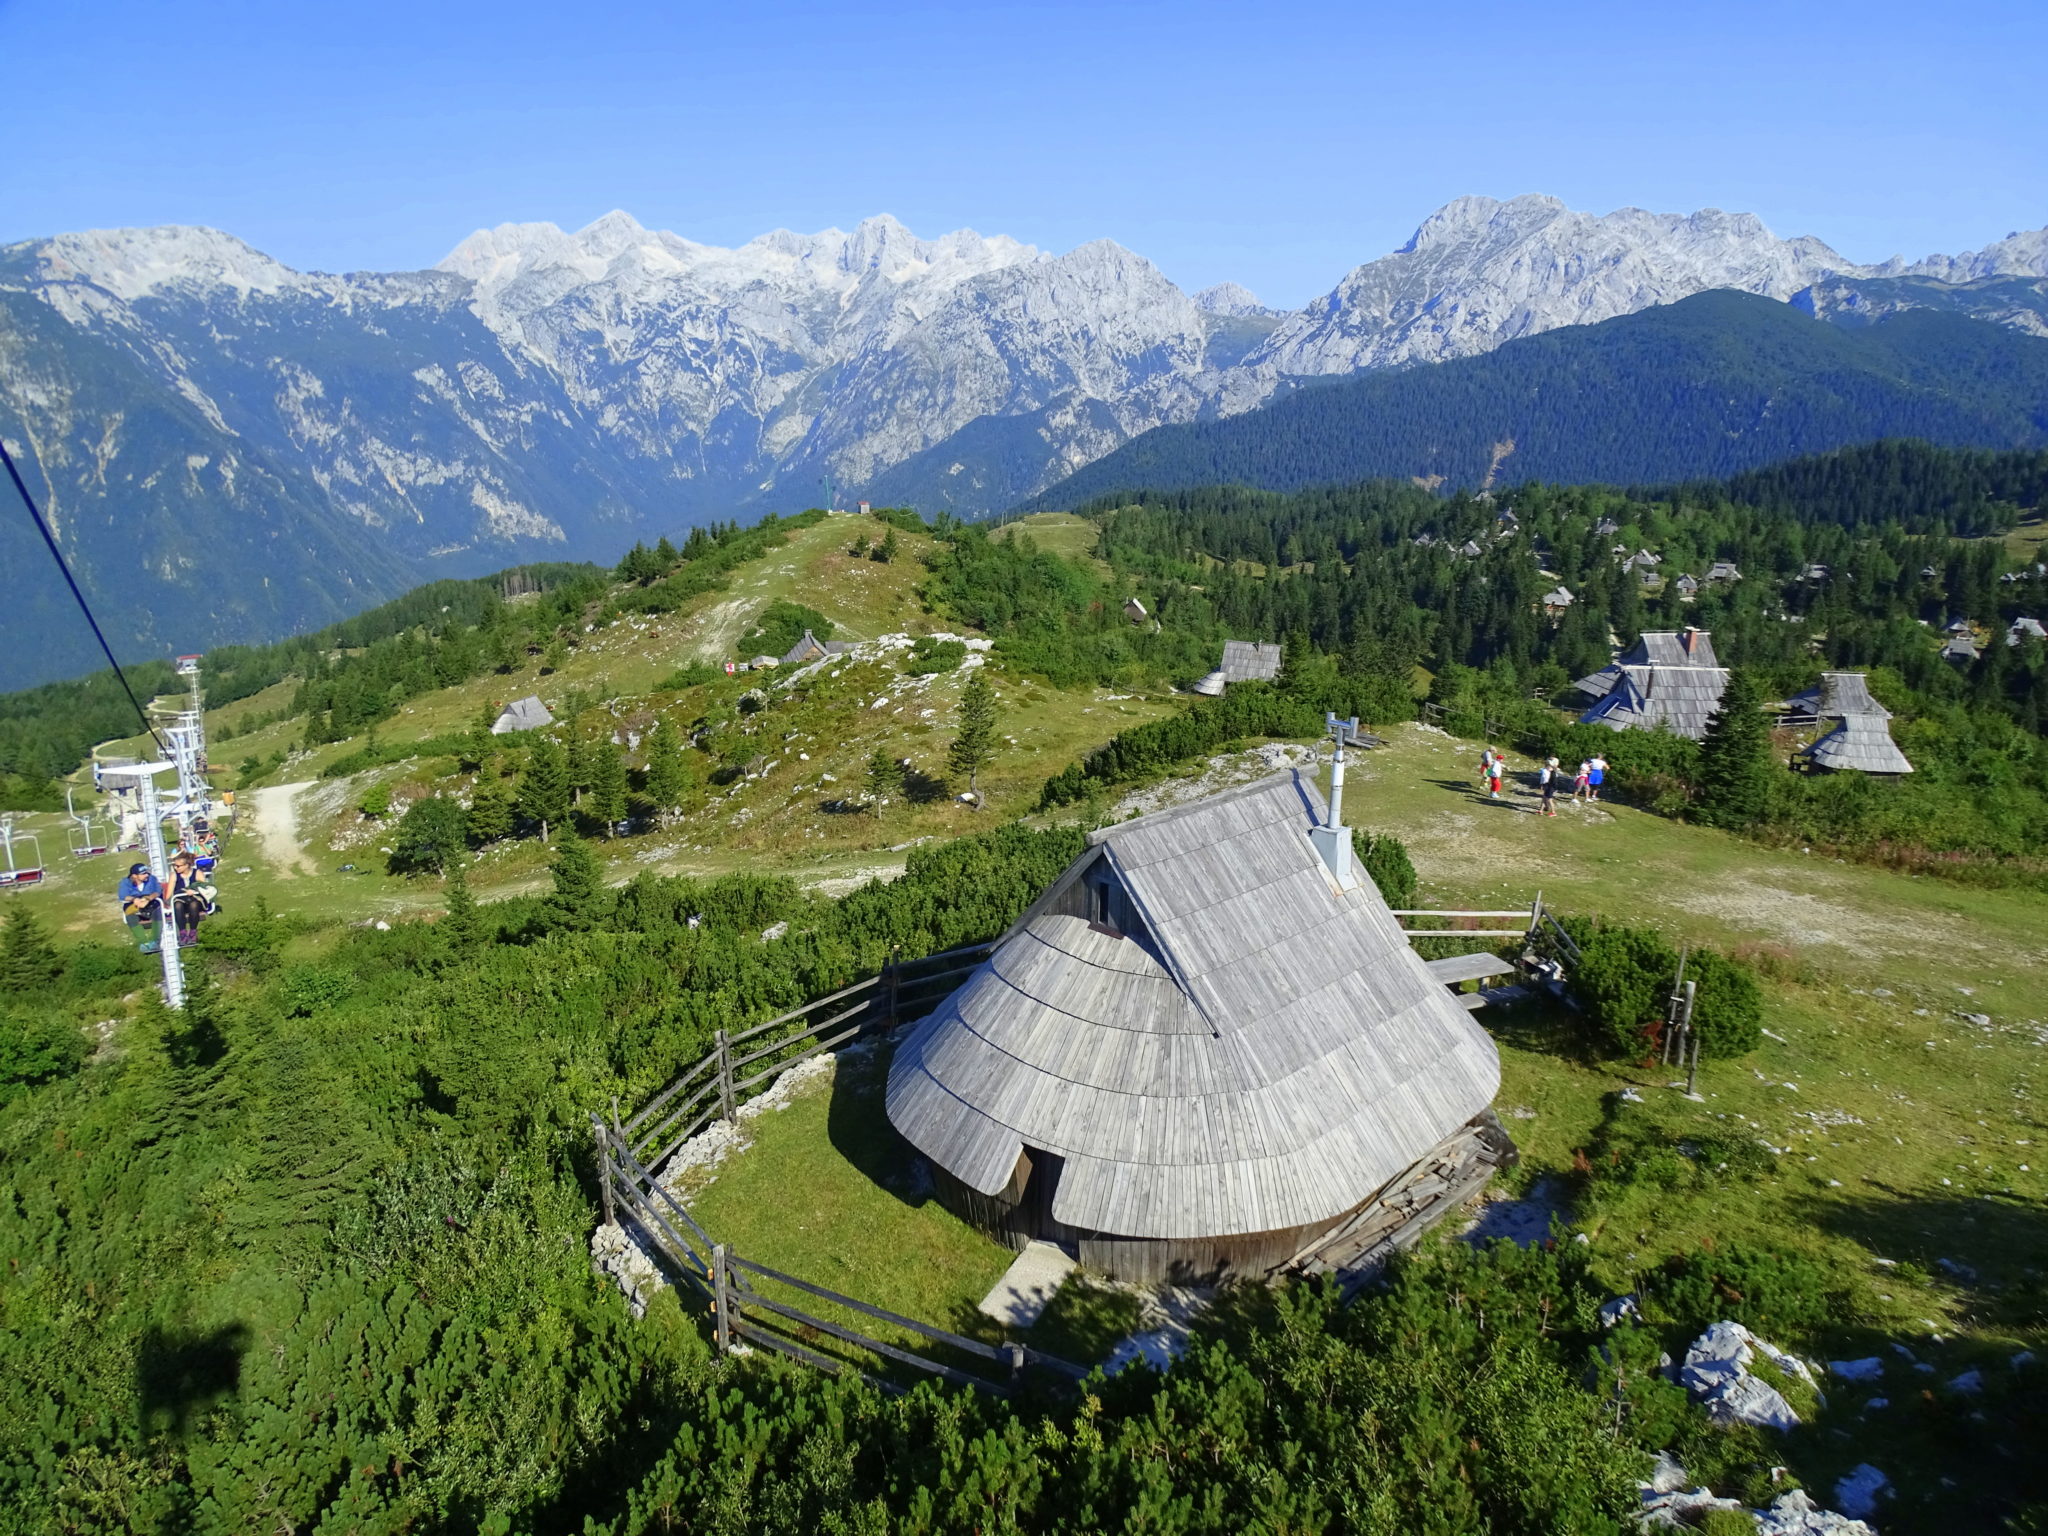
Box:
[1645,1240,1838,1336]
[901,637,967,676]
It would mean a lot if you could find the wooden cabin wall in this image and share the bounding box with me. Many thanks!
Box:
[1076,1214,1341,1285]
[932,1160,1035,1253]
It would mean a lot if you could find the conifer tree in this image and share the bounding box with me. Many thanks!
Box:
[566,732,595,807]
[540,833,607,932]
[653,534,679,569]
[0,909,62,992]
[864,748,903,813]
[461,705,497,771]
[1695,668,1775,829]
[874,529,900,563]
[948,670,999,804]
[519,736,571,842]
[586,739,629,834]
[442,862,480,951]
[466,778,514,845]
[641,720,692,825]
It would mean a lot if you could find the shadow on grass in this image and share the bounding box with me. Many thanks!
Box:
[1795,1185,2048,1336]
[1775,1189,2048,1535]
[824,1034,939,1213]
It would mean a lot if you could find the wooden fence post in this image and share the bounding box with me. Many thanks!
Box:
[888,945,901,1030]
[593,1116,616,1227]
[1006,1342,1025,1394]
[715,1029,736,1124]
[713,1243,732,1353]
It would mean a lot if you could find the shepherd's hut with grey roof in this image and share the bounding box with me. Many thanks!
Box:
[1220,640,1284,683]
[490,695,554,735]
[780,630,853,667]
[1574,629,1729,739]
[1792,673,1913,775]
[886,771,1513,1284]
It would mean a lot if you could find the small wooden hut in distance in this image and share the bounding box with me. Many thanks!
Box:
[886,770,1512,1284]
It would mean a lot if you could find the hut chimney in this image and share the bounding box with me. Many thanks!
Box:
[1309,713,1361,889]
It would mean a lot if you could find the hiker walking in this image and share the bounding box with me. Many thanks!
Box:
[1476,747,1497,793]
[1587,754,1608,802]
[1572,760,1592,802]
[1486,752,1504,801]
[1540,757,1560,817]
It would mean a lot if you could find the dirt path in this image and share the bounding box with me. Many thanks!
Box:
[246,781,313,877]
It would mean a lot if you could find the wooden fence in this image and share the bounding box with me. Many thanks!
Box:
[593,938,1087,1397]
[1391,894,1582,963]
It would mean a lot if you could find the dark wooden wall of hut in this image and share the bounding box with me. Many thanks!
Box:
[929,1149,1352,1283]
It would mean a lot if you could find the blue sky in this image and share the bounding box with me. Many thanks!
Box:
[2,0,2041,308]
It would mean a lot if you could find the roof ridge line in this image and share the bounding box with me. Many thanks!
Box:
[1087,768,1316,846]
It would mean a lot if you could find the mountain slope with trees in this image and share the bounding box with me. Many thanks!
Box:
[1025,293,2048,508]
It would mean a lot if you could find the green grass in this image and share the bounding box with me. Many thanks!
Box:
[672,1042,1019,1378]
[34,513,1173,935]
[630,719,2044,1489]
[991,511,1106,574]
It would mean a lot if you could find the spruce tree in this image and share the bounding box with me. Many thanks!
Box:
[1695,668,1775,829]
[642,720,692,825]
[864,748,903,813]
[587,739,629,834]
[0,910,61,992]
[540,833,607,932]
[566,732,595,807]
[442,862,480,951]
[947,670,999,804]
[519,736,571,842]
[466,779,514,845]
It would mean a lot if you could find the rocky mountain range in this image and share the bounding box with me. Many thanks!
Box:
[3,193,2047,686]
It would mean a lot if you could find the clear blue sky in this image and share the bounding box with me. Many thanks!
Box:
[2,0,2042,308]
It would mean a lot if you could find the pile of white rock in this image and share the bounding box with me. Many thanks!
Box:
[1680,1320,1817,1432]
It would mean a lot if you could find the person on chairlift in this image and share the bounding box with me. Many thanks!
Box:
[117,862,163,954]
[169,850,217,948]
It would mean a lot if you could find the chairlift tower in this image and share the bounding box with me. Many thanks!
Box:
[97,761,185,1008]
[151,654,212,837]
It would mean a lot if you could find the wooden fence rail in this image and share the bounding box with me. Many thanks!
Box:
[595,936,1085,1397]
[617,941,995,1169]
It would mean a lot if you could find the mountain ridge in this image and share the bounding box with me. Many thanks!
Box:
[6,195,2048,687]
[1023,292,2048,508]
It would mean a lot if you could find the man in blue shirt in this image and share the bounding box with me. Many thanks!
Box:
[117,862,163,954]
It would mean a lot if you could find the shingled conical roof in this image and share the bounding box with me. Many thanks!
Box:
[886,772,1501,1241]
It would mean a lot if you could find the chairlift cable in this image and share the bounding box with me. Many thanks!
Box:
[0,437,167,755]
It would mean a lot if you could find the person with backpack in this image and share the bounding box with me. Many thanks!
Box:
[1486,753,1504,801]
[117,862,163,954]
[1540,758,1560,817]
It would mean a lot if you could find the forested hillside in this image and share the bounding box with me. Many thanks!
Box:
[1025,293,2048,508]
[3,449,2048,1531]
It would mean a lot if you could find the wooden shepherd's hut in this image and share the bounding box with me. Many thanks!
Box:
[886,769,1513,1284]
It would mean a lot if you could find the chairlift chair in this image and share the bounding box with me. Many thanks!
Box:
[66,788,113,858]
[0,816,45,888]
